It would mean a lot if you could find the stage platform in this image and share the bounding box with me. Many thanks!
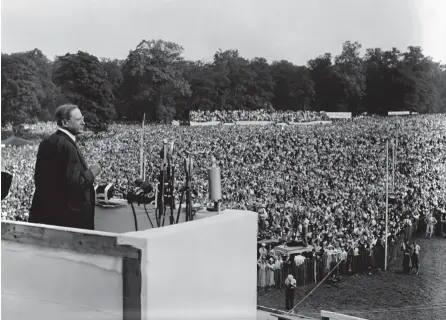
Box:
[3,208,258,320]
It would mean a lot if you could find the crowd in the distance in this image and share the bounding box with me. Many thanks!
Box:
[190,109,329,123]
[2,114,446,287]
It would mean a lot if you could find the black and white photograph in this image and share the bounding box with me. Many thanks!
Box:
[1,1,446,319]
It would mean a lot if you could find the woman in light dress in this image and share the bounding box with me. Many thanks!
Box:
[257,257,267,290]
[266,258,276,289]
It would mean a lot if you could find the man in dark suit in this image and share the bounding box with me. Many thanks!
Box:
[29,104,101,230]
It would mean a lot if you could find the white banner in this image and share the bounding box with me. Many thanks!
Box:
[288,121,332,125]
[326,112,352,119]
[235,121,274,125]
[189,121,221,126]
[388,111,410,116]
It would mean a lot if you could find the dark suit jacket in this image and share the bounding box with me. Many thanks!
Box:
[1,171,13,200]
[29,130,96,230]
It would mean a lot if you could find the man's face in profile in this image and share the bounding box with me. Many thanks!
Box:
[64,108,85,135]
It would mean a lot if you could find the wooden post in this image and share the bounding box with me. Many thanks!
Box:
[123,255,142,320]
[140,114,145,180]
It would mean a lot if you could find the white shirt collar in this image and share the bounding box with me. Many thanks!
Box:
[58,127,76,142]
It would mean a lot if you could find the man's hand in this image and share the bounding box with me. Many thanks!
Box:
[90,163,101,177]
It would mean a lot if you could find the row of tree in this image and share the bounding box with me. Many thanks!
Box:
[2,40,446,130]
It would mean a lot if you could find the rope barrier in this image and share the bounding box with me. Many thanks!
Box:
[287,249,352,314]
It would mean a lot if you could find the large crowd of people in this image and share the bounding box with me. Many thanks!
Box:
[2,113,446,288]
[189,109,329,123]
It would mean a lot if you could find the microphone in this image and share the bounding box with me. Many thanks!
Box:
[134,178,143,187]
[163,139,168,162]
[207,156,224,213]
[127,179,156,204]
[139,180,153,194]
[184,156,193,176]
[158,139,175,162]
[208,156,221,202]
[170,140,175,155]
[131,178,153,195]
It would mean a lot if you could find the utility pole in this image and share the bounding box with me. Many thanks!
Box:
[384,140,389,271]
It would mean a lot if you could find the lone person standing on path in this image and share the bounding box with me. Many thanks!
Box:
[410,240,421,275]
[425,214,438,239]
[284,274,296,310]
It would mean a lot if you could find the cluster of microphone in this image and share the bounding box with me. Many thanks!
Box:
[124,139,223,215]
[134,178,154,195]
[126,178,156,205]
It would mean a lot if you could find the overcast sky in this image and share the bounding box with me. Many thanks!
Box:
[1,0,445,65]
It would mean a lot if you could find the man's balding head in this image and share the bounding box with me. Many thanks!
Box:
[55,104,85,135]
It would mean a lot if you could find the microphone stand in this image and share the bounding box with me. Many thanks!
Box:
[155,140,177,228]
[176,155,193,223]
[185,158,192,222]
[163,152,175,227]
[125,174,139,231]
[169,156,176,225]
[156,142,168,228]
[129,201,140,231]
[162,157,168,227]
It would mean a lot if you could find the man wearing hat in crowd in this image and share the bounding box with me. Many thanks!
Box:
[259,243,267,258]
[267,257,276,289]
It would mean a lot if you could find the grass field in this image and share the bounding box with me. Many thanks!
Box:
[258,236,446,320]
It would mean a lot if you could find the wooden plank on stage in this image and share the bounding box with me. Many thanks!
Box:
[1,220,139,259]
